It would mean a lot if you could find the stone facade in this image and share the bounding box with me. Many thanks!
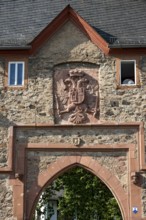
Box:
[0,175,15,220]
[15,127,137,145]
[0,20,146,219]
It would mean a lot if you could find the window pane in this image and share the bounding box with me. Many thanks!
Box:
[121,61,135,85]
[17,63,23,85]
[9,63,16,85]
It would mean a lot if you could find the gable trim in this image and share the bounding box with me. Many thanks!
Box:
[29,5,110,55]
[69,6,109,54]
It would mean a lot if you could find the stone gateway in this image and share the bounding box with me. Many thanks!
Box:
[0,1,146,220]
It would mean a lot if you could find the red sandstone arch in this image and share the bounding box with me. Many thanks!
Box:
[26,155,129,220]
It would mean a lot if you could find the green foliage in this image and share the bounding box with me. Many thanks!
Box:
[35,167,122,220]
[34,186,55,219]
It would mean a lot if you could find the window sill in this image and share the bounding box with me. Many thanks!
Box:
[4,85,27,90]
[116,84,141,89]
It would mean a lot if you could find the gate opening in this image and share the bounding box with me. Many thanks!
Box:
[32,167,122,220]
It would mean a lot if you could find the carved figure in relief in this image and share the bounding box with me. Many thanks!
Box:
[60,70,87,114]
[55,69,99,124]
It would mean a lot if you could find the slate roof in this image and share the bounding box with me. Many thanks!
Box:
[0,0,146,48]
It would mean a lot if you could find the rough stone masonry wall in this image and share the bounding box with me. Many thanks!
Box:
[0,175,15,220]
[0,21,146,165]
[0,20,146,218]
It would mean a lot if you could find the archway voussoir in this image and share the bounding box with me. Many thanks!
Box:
[116,196,129,219]
[76,155,82,163]
[118,197,129,211]
[107,174,121,190]
[98,166,112,181]
[69,155,77,164]
[88,159,102,173]
[80,156,92,167]
[57,156,72,170]
[48,160,62,175]
[37,171,54,187]
[115,186,128,202]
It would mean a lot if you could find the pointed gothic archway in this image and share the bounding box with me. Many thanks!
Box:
[26,156,129,220]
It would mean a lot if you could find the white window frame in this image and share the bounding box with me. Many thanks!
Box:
[120,60,136,85]
[8,61,25,86]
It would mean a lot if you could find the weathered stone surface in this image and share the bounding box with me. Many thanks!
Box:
[0,146,7,166]
[1,20,146,166]
[93,152,128,191]
[0,175,14,220]
[15,127,137,146]
[26,151,63,190]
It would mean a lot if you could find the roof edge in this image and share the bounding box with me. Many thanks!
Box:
[109,44,146,48]
[68,6,109,54]
[29,5,110,55]
[0,46,31,50]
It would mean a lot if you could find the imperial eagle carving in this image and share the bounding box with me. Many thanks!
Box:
[54,68,99,124]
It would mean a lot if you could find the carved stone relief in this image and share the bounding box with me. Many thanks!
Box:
[54,67,99,124]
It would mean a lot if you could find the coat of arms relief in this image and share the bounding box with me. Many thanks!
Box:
[54,68,99,124]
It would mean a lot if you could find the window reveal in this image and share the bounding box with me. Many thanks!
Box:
[120,60,136,85]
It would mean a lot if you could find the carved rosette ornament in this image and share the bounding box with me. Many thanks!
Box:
[54,68,99,124]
